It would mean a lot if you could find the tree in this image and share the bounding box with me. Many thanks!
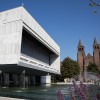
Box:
[87,62,100,74]
[61,57,80,79]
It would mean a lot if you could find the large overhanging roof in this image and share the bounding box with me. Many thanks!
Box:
[0,6,60,55]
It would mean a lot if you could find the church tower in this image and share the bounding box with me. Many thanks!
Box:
[93,37,100,67]
[77,40,85,81]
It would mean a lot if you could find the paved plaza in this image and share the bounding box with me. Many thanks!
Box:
[0,97,25,100]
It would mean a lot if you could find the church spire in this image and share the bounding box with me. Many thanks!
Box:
[78,40,84,47]
[93,37,98,45]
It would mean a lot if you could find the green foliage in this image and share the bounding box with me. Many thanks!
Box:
[61,57,80,79]
[87,62,100,74]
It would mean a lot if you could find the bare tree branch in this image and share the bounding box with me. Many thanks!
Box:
[89,0,100,6]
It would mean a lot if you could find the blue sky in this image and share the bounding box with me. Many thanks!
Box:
[0,0,100,61]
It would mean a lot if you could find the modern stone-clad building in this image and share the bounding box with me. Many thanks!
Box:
[77,38,100,81]
[0,7,60,86]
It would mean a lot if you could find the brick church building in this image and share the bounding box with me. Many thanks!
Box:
[77,38,100,81]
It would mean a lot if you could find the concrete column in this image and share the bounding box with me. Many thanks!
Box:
[25,76,28,88]
[3,73,9,87]
[28,76,31,85]
[13,74,18,86]
[31,76,35,85]
[19,75,23,87]
[41,74,51,84]
[17,75,21,87]
[20,75,25,88]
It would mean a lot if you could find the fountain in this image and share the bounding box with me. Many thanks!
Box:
[0,71,99,100]
[21,70,25,89]
[21,70,28,89]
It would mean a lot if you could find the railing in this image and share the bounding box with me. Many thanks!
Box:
[19,53,59,73]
